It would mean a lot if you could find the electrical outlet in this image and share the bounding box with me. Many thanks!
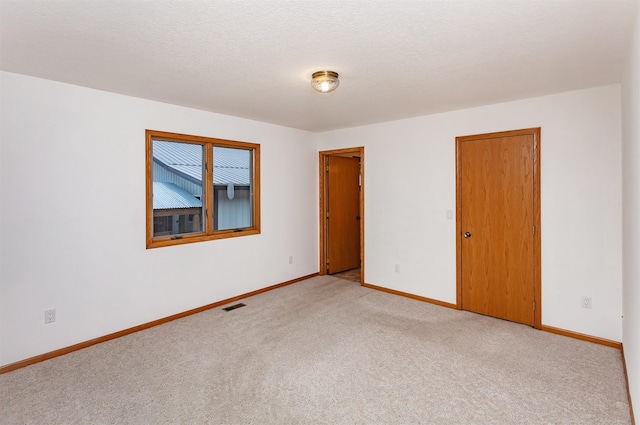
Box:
[288,255,293,264]
[581,296,592,309]
[394,264,400,273]
[44,309,56,324]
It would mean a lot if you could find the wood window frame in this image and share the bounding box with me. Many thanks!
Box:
[146,130,260,249]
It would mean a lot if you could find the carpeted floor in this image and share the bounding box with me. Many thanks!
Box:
[331,267,361,283]
[0,275,631,424]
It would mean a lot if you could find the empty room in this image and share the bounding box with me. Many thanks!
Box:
[1,0,639,423]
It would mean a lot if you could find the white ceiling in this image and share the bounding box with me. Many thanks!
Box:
[1,0,638,132]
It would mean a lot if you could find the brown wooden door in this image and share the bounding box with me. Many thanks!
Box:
[327,156,361,274]
[457,128,540,326]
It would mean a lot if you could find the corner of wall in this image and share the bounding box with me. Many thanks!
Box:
[621,1,640,419]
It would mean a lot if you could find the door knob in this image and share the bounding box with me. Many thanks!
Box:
[464,232,471,238]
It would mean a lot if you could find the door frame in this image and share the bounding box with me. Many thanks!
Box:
[319,147,365,284]
[455,128,541,329]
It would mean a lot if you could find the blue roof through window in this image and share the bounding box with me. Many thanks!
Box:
[153,182,202,210]
[152,141,251,185]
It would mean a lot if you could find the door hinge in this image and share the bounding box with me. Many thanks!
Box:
[326,211,329,218]
[533,225,536,235]
[326,165,329,172]
[533,301,536,311]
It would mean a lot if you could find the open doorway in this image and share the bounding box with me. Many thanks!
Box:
[319,147,364,284]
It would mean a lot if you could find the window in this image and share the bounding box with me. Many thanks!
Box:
[146,130,260,248]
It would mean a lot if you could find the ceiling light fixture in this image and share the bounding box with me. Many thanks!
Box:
[311,70,339,93]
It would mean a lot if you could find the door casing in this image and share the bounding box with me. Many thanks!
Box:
[319,147,365,284]
[455,128,541,329]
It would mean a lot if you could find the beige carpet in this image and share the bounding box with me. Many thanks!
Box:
[0,276,631,424]
[331,267,361,283]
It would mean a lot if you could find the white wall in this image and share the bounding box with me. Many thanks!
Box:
[317,85,623,342]
[0,70,629,386]
[622,2,640,417]
[0,72,319,366]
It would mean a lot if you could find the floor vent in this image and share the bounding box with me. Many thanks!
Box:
[222,303,246,312]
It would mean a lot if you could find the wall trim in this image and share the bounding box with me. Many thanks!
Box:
[0,273,318,375]
[362,282,458,309]
[540,325,622,349]
[362,283,623,350]
[622,345,637,424]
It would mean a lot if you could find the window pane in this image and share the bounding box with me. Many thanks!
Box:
[213,146,252,231]
[152,140,204,237]
[146,129,260,248]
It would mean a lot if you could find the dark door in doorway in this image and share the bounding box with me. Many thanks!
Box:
[327,156,361,274]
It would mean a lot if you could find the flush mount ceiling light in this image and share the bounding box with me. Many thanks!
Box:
[311,70,339,93]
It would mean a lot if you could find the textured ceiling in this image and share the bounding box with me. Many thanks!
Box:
[1,0,638,132]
